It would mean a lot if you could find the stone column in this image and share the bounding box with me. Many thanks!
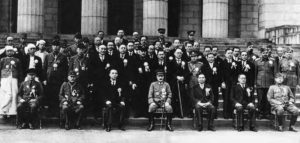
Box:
[202,0,228,38]
[143,0,168,36]
[17,0,44,33]
[81,0,108,35]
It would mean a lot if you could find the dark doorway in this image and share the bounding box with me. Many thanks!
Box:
[168,0,180,37]
[58,0,81,34]
[108,0,134,35]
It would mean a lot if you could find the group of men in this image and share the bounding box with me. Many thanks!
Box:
[0,28,299,132]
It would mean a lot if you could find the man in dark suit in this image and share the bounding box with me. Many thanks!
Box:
[231,74,257,132]
[103,69,126,132]
[240,51,255,88]
[23,43,43,81]
[107,42,119,60]
[89,44,120,120]
[201,53,223,118]
[43,40,69,116]
[221,48,242,118]
[168,48,190,117]
[190,73,216,131]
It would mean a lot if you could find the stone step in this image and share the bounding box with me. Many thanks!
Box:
[0,116,298,130]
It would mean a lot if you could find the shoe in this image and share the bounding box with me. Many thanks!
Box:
[238,127,244,132]
[105,125,111,132]
[197,126,203,131]
[289,126,298,132]
[75,125,82,130]
[118,125,125,131]
[28,123,34,130]
[208,126,216,131]
[250,127,258,132]
[20,123,27,129]
[65,124,70,130]
[147,114,155,131]
[278,126,283,132]
[166,124,174,131]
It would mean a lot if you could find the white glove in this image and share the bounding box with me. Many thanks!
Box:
[106,101,111,105]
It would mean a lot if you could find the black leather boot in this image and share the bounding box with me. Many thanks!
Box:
[166,113,174,131]
[147,113,155,131]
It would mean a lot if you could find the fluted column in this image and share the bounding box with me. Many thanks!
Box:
[17,0,44,33]
[143,0,168,36]
[202,0,228,38]
[81,0,108,35]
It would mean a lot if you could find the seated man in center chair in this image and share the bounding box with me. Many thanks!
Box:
[59,71,85,130]
[190,73,216,131]
[103,69,127,132]
[147,69,173,131]
[17,69,44,129]
[231,74,257,132]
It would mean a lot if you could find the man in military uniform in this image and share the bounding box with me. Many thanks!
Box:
[279,47,300,94]
[267,73,299,132]
[147,69,173,131]
[190,73,216,131]
[59,71,85,130]
[103,69,127,132]
[157,28,166,45]
[44,40,69,116]
[188,50,203,89]
[255,47,276,119]
[68,33,82,57]
[17,69,44,129]
[231,74,257,132]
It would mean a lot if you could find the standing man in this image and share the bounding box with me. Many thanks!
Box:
[231,74,257,132]
[168,48,190,117]
[59,71,85,130]
[222,48,242,118]
[23,44,43,81]
[267,73,299,132]
[190,73,216,131]
[117,29,128,45]
[255,47,276,119]
[147,69,173,131]
[201,53,223,118]
[68,33,82,56]
[44,40,69,116]
[275,46,285,73]
[157,28,166,45]
[240,51,255,88]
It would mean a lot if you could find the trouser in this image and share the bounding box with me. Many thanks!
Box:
[195,103,215,127]
[257,88,271,116]
[235,105,256,128]
[104,104,125,126]
[273,103,299,126]
[61,103,84,126]
[17,101,38,124]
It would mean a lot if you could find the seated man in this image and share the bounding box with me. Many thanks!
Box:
[147,69,173,131]
[190,73,215,131]
[267,73,299,132]
[59,71,85,130]
[17,69,44,129]
[103,69,126,132]
[231,74,257,132]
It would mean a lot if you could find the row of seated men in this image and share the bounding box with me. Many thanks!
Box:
[16,68,299,132]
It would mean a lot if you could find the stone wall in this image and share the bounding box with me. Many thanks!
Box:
[44,0,58,34]
[240,0,259,38]
[178,0,202,38]
[228,0,241,38]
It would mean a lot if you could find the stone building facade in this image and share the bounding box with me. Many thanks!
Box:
[0,0,299,39]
